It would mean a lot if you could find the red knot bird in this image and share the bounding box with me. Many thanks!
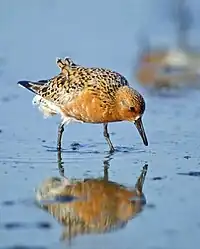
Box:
[18,57,148,152]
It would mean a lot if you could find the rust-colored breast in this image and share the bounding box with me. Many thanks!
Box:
[61,89,120,123]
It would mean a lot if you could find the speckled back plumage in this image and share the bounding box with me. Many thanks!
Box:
[29,57,129,106]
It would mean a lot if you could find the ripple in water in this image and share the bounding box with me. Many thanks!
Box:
[177,171,200,177]
[0,222,52,230]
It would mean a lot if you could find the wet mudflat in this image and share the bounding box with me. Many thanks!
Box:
[1,1,200,249]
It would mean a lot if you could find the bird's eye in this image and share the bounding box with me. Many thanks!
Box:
[129,107,135,112]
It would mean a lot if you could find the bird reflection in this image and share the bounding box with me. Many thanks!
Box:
[35,157,148,241]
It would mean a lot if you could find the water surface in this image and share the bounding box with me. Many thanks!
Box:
[1,1,200,248]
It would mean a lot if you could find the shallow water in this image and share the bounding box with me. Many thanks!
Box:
[1,0,200,249]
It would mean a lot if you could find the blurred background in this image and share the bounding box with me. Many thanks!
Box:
[1,0,200,249]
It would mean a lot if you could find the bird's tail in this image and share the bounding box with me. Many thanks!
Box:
[17,80,48,95]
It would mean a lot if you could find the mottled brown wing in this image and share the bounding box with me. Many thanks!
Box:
[36,73,86,106]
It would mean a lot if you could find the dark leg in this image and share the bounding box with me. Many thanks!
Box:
[57,122,64,151]
[103,123,115,153]
[57,150,65,177]
[57,150,71,185]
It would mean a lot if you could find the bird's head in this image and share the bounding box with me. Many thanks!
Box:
[116,86,148,146]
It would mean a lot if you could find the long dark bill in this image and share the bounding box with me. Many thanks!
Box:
[134,117,148,146]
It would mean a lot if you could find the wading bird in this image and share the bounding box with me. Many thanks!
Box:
[18,57,148,152]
